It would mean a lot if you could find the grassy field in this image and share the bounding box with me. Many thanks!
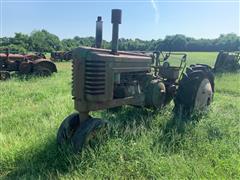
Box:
[0,52,239,179]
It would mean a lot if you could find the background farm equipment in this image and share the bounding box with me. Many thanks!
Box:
[25,52,47,61]
[51,51,72,61]
[0,49,57,80]
[214,51,240,73]
[57,9,215,152]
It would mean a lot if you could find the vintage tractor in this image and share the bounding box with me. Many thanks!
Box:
[57,9,215,152]
[25,52,47,61]
[214,51,240,73]
[51,51,72,61]
[0,49,57,80]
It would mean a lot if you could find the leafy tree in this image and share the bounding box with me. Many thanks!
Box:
[13,33,29,49]
[29,30,61,52]
[61,38,78,51]
[0,30,239,53]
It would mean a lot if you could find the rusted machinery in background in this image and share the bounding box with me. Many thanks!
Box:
[25,52,47,61]
[57,9,215,152]
[0,49,57,80]
[51,51,72,61]
[214,51,240,73]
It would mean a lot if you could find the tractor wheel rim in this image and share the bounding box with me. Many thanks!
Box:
[194,78,213,111]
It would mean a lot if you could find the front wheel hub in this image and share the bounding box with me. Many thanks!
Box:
[194,78,213,111]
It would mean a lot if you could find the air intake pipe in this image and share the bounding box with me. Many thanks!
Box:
[95,16,103,48]
[111,9,122,54]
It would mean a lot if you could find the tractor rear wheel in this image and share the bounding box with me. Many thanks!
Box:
[0,71,10,80]
[34,67,52,77]
[19,62,33,74]
[174,65,214,116]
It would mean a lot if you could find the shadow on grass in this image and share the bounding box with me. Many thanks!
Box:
[151,111,206,153]
[5,139,76,179]
[5,106,201,179]
[103,106,156,125]
[100,106,204,154]
[100,106,162,140]
[5,107,159,179]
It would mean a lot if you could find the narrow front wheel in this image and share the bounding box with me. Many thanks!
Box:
[57,112,80,146]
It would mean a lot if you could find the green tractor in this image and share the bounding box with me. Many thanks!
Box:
[57,9,215,152]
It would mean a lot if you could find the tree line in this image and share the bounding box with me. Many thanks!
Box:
[0,29,239,53]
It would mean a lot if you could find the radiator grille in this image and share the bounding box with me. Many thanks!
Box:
[85,60,106,95]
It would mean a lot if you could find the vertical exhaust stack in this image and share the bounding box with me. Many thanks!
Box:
[95,16,103,48]
[111,9,122,55]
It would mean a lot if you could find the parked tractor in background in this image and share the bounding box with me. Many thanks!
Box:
[25,52,47,61]
[51,51,72,61]
[214,51,240,73]
[57,9,215,152]
[0,48,57,80]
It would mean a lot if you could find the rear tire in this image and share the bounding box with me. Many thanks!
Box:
[0,71,10,80]
[34,67,52,77]
[174,65,214,117]
[19,62,33,74]
[190,64,214,91]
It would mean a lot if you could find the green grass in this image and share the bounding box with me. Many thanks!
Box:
[186,52,218,67]
[0,52,239,179]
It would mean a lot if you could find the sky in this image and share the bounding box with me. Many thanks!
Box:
[0,0,239,40]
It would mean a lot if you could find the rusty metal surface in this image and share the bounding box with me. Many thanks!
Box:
[0,50,57,79]
[32,59,57,73]
[0,53,25,60]
[70,9,213,119]
[58,9,216,152]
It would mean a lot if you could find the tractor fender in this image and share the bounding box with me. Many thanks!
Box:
[32,59,57,73]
